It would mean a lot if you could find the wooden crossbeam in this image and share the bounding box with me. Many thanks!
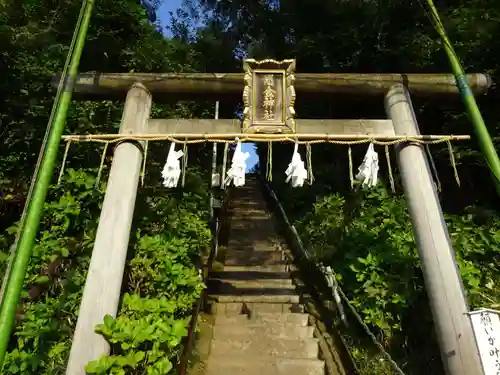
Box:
[54,72,491,100]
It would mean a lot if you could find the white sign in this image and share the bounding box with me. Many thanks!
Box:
[469,308,500,375]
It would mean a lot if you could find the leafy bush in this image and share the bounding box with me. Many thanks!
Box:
[85,173,211,375]
[297,187,500,339]
[1,167,212,374]
[1,169,104,374]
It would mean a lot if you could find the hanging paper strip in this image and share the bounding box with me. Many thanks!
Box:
[162,142,184,188]
[285,143,308,188]
[225,139,249,187]
[355,143,379,187]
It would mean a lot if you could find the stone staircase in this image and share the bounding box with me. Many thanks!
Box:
[204,175,326,375]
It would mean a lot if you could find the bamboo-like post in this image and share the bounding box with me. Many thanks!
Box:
[66,83,152,375]
[385,84,482,375]
[424,0,500,198]
[0,0,96,367]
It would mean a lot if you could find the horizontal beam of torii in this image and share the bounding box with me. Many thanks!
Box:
[52,72,491,101]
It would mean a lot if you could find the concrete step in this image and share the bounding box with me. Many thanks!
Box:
[229,213,270,220]
[214,312,310,326]
[223,257,287,267]
[230,216,273,223]
[220,265,295,273]
[229,200,265,204]
[210,286,297,299]
[229,231,276,239]
[229,217,270,223]
[225,245,282,253]
[210,269,291,280]
[230,214,271,220]
[230,192,263,196]
[212,322,315,339]
[229,206,268,211]
[230,221,276,231]
[223,250,284,265]
[209,278,294,289]
[225,243,280,252]
[229,206,268,212]
[209,336,319,358]
[205,355,325,375]
[226,242,281,252]
[225,244,281,253]
[210,293,299,303]
[229,195,265,199]
[213,302,299,315]
[230,213,270,218]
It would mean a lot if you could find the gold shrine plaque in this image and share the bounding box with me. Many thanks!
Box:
[242,59,296,133]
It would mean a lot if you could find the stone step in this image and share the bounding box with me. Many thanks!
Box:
[223,250,284,264]
[228,234,279,241]
[223,256,288,267]
[229,207,268,212]
[231,191,261,194]
[229,228,277,237]
[213,302,299,315]
[205,355,325,375]
[210,285,297,299]
[209,336,319,359]
[215,312,310,326]
[209,278,294,289]
[229,214,269,220]
[230,203,266,207]
[225,243,280,252]
[212,322,315,339]
[230,216,270,222]
[230,202,265,206]
[229,212,269,218]
[210,269,291,280]
[229,199,266,204]
[225,245,282,253]
[230,216,273,222]
[231,194,262,198]
[225,245,281,252]
[229,214,269,219]
[229,201,267,207]
[230,190,262,193]
[223,253,288,267]
[230,222,276,231]
[210,293,299,304]
[221,265,295,272]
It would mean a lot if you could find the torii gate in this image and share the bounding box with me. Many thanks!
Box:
[57,59,485,375]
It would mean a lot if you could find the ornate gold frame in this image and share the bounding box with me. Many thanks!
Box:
[242,58,296,133]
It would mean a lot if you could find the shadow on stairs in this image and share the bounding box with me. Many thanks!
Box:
[194,175,349,375]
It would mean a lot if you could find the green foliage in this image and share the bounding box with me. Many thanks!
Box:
[1,165,211,374]
[1,169,104,374]
[297,188,419,338]
[84,170,210,374]
[290,186,500,372]
[84,303,187,374]
[0,1,215,372]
